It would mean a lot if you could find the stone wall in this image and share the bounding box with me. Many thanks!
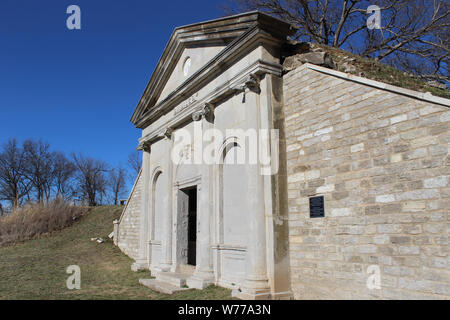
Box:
[117,171,143,260]
[283,64,450,299]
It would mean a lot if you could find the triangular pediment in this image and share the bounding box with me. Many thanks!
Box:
[131,11,296,128]
[155,45,227,106]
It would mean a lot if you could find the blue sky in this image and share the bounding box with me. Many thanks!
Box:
[0,0,223,172]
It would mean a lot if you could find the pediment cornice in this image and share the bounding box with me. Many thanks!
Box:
[131,11,296,128]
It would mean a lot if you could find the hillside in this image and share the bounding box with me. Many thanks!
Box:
[283,42,450,100]
[0,206,231,300]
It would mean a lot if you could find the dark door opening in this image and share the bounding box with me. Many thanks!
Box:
[186,188,197,266]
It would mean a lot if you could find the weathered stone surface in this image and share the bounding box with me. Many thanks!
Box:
[117,172,143,260]
[283,52,334,70]
[118,11,300,300]
[284,65,450,300]
[139,278,190,295]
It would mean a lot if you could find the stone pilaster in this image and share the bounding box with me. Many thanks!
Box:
[235,83,271,300]
[159,129,174,272]
[259,75,293,299]
[188,103,215,289]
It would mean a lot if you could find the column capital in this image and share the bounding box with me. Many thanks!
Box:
[231,74,261,95]
[192,103,214,122]
[244,74,261,93]
[158,127,173,140]
[137,141,151,152]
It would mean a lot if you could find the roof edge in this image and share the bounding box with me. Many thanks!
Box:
[130,11,297,125]
[173,11,297,35]
[300,63,450,107]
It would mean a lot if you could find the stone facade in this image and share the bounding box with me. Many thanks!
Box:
[283,64,450,299]
[116,12,296,299]
[117,170,143,260]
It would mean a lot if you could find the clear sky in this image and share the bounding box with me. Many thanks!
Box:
[0,0,224,171]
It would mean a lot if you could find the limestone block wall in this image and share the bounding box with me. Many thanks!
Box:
[283,65,450,299]
[117,170,143,260]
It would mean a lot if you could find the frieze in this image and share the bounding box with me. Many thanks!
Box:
[174,92,199,115]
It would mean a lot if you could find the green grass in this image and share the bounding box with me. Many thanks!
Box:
[0,206,232,300]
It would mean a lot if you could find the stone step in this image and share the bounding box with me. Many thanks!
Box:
[155,272,189,287]
[178,264,196,275]
[139,279,190,295]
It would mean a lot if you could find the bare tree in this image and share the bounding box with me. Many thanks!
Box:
[22,139,55,204]
[0,139,31,209]
[72,153,109,206]
[225,0,449,82]
[53,152,76,200]
[128,151,142,176]
[109,167,127,205]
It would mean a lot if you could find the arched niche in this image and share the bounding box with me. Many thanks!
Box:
[151,169,164,265]
[218,139,249,246]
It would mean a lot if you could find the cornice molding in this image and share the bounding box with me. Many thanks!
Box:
[137,59,281,147]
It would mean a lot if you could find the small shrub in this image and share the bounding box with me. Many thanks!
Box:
[0,200,90,247]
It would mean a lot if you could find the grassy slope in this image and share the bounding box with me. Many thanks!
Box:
[314,44,450,100]
[0,206,231,300]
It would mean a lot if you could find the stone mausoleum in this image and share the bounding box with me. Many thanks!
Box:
[115,12,450,299]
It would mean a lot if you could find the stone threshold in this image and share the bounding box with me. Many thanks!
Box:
[139,271,192,295]
[139,278,190,295]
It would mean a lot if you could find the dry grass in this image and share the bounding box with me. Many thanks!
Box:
[313,44,450,99]
[0,206,232,299]
[0,200,90,247]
